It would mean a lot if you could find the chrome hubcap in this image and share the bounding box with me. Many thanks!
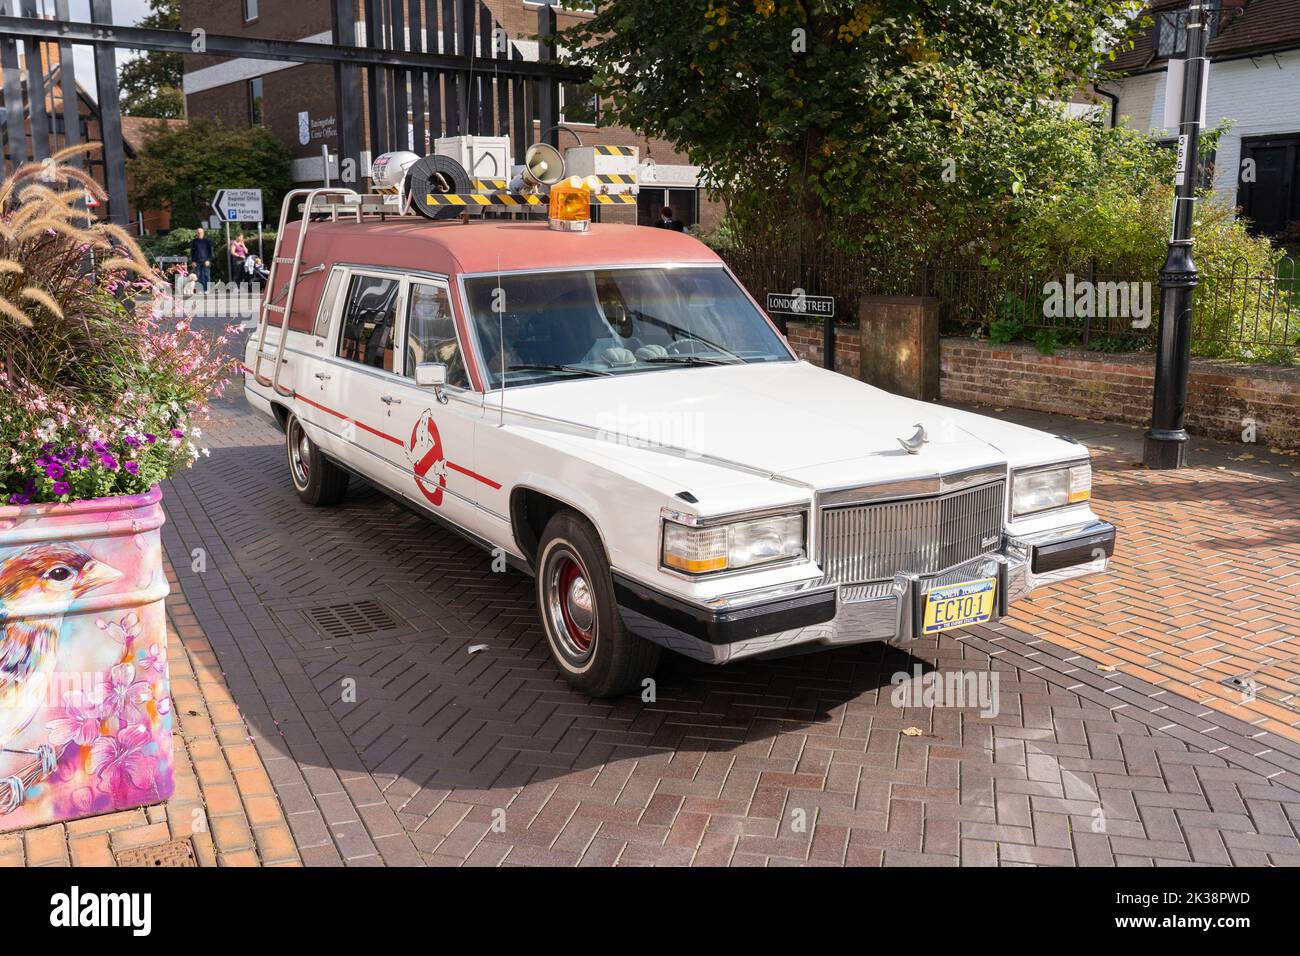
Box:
[545,547,596,662]
[289,421,311,486]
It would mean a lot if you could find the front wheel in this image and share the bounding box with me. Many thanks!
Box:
[536,512,661,698]
[286,412,349,506]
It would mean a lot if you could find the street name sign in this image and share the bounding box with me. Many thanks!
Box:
[765,292,835,317]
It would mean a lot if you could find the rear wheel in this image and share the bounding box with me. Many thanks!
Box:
[536,512,661,698]
[286,413,349,506]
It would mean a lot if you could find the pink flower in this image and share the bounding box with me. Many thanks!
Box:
[46,687,108,746]
[103,663,153,722]
[142,642,166,672]
[89,724,156,792]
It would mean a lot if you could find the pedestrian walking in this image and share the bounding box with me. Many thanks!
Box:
[230,232,249,283]
[654,206,686,232]
[189,227,214,292]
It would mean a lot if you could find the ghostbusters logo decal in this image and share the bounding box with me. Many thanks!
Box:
[407,408,448,506]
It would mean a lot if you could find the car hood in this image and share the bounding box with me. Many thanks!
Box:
[500,361,1079,489]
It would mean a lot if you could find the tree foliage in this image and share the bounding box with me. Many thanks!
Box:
[127,118,293,228]
[558,0,1146,252]
[119,0,185,118]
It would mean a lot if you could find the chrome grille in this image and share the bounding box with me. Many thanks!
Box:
[819,481,1005,585]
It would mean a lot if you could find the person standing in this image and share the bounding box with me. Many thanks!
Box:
[654,206,686,232]
[230,232,248,284]
[189,227,214,292]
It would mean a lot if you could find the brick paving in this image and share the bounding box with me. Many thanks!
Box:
[0,559,300,867]
[967,405,1300,741]
[140,381,1300,866]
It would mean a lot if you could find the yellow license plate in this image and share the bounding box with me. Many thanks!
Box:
[922,578,997,635]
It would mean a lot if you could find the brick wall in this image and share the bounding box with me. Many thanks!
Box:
[785,321,1300,449]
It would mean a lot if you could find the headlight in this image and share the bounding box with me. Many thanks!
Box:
[1012,462,1091,518]
[662,512,806,575]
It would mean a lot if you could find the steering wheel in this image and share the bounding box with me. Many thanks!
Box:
[667,339,709,356]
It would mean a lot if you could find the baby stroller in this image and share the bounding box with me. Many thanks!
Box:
[243,254,271,284]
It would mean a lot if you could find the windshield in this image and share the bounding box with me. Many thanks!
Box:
[462,266,793,388]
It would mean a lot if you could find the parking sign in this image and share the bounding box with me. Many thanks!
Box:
[212,188,264,223]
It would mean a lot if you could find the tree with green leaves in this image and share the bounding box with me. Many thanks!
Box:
[127,118,293,228]
[119,0,184,118]
[558,0,1145,256]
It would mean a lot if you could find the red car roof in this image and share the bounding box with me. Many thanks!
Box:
[266,219,744,393]
[283,218,721,277]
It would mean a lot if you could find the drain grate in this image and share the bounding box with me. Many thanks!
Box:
[115,839,196,867]
[303,599,400,639]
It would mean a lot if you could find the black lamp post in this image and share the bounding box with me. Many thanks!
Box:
[1143,2,1211,470]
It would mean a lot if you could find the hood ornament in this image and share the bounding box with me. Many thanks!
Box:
[897,423,928,455]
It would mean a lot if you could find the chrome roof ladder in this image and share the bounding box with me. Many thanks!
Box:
[251,187,363,397]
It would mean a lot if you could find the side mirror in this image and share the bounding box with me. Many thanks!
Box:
[414,362,447,388]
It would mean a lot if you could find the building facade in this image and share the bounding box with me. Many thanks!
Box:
[1105,0,1300,239]
[179,0,720,230]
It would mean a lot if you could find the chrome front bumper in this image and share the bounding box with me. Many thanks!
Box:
[616,520,1115,665]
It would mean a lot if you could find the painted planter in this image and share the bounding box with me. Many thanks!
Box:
[0,485,173,832]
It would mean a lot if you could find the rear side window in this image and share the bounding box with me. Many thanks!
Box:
[404,282,469,388]
[338,274,400,371]
[313,267,344,337]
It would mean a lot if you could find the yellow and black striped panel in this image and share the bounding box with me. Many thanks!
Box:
[592,173,638,185]
[472,179,510,191]
[425,193,545,206]
[593,145,637,156]
[424,192,634,206]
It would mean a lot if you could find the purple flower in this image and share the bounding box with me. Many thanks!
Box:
[144,433,157,444]
[124,436,140,448]
[44,463,65,479]
[76,456,90,469]
[89,724,157,792]
[170,428,184,439]
[52,481,70,495]
[7,493,29,506]
[21,480,35,494]
[124,461,139,476]
[102,663,152,723]
[100,454,119,471]
[47,688,109,747]
[91,440,106,453]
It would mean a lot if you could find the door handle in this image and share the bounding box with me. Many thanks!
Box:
[380,395,401,405]
[314,372,331,380]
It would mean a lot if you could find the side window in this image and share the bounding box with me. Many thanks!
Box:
[312,267,344,338]
[338,274,400,371]
[404,282,469,388]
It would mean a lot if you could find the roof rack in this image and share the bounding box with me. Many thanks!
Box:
[298,191,635,219]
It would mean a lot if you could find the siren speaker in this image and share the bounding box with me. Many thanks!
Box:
[510,142,566,193]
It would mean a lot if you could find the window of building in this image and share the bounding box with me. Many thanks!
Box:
[635,187,700,230]
[248,77,264,125]
[243,0,258,21]
[559,81,599,126]
[1154,0,1220,57]
[404,282,469,388]
[338,274,401,371]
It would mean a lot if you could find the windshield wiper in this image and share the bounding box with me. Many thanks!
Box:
[641,354,740,367]
[505,363,613,378]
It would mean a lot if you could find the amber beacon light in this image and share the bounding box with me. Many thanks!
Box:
[548,176,592,232]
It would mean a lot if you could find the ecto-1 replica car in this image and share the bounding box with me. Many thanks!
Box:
[245,177,1116,697]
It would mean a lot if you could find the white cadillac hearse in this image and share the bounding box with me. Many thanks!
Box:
[245,186,1116,697]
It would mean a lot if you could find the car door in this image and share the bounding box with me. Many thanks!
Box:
[321,270,409,489]
[374,277,486,533]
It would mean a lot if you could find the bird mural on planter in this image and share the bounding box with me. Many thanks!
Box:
[0,543,122,812]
